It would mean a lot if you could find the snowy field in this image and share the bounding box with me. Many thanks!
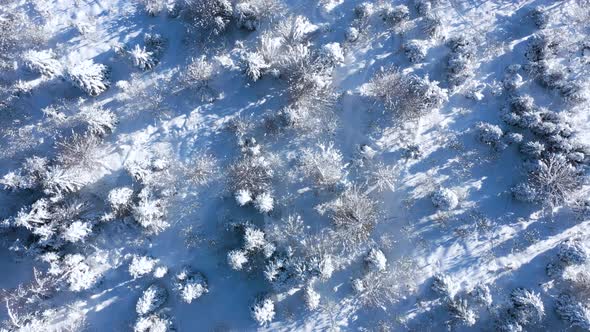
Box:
[0,0,589,331]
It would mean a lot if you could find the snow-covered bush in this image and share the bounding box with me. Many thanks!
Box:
[447,36,476,88]
[61,254,103,292]
[511,182,538,203]
[403,40,428,63]
[527,154,583,206]
[562,264,590,298]
[62,220,93,243]
[299,142,346,187]
[558,239,588,266]
[470,283,493,307]
[183,56,215,90]
[107,187,134,218]
[431,188,459,210]
[525,32,558,62]
[129,256,159,279]
[77,105,118,136]
[345,27,360,42]
[251,296,275,326]
[365,248,387,272]
[254,192,274,213]
[182,0,233,36]
[228,249,249,270]
[139,0,177,16]
[476,122,504,148]
[244,227,266,251]
[174,268,208,304]
[363,68,447,120]
[229,154,274,198]
[134,313,173,332]
[321,42,344,64]
[432,273,456,299]
[381,5,410,27]
[234,0,284,31]
[555,294,590,330]
[132,189,169,233]
[304,283,320,310]
[352,260,417,309]
[136,284,167,316]
[422,14,445,38]
[505,132,524,145]
[23,49,63,78]
[530,6,549,29]
[128,45,156,70]
[520,141,545,158]
[509,288,545,326]
[67,60,110,96]
[448,298,477,326]
[319,187,379,249]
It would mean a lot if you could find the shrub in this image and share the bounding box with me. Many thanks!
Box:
[174,268,208,304]
[555,294,590,330]
[432,273,456,299]
[558,239,588,266]
[229,154,273,197]
[136,284,167,316]
[182,0,233,36]
[23,49,63,78]
[381,5,410,27]
[129,256,159,279]
[128,45,156,70]
[299,143,346,187]
[422,14,444,38]
[134,314,173,332]
[363,68,447,120]
[432,188,459,210]
[251,296,275,326]
[319,187,379,249]
[254,192,274,213]
[403,39,428,63]
[528,154,583,206]
[447,36,476,88]
[365,248,387,272]
[132,189,169,233]
[107,187,135,218]
[530,6,550,29]
[448,298,477,326]
[67,60,110,96]
[476,122,504,147]
[234,0,284,31]
[525,32,558,62]
[520,141,545,158]
[511,182,538,203]
[77,105,118,136]
[228,249,249,270]
[304,284,321,310]
[509,288,545,325]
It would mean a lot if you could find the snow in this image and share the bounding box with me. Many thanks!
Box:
[1,0,590,331]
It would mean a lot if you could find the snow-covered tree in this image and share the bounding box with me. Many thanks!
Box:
[363,68,447,120]
[234,0,284,31]
[476,122,504,148]
[254,192,274,213]
[558,239,589,266]
[555,294,590,330]
[422,14,445,38]
[228,249,249,270]
[61,254,103,292]
[509,288,545,325]
[132,189,169,233]
[77,104,118,136]
[134,313,173,332]
[174,268,208,304]
[299,143,346,187]
[136,284,167,316]
[528,154,583,206]
[129,256,159,279]
[62,220,92,243]
[448,298,477,326]
[251,296,275,326]
[403,40,428,63]
[182,0,233,36]
[128,45,156,70]
[67,60,110,96]
[470,283,493,307]
[303,283,321,310]
[432,273,457,299]
[319,187,379,249]
[447,36,476,88]
[365,248,387,272]
[244,227,266,251]
[23,49,63,78]
[106,187,135,218]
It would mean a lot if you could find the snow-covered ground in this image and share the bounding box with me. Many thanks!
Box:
[1,0,589,331]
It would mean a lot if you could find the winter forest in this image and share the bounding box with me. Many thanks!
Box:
[0,0,589,331]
